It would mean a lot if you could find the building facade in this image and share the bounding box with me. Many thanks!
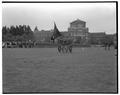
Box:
[68,19,89,44]
[89,32,106,45]
[34,27,53,43]
[33,19,111,46]
[34,19,90,44]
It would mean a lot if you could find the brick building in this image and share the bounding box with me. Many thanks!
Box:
[34,19,90,44]
[33,19,114,46]
[68,19,89,44]
[89,32,106,45]
[34,26,52,42]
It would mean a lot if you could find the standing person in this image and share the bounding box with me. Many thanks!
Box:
[108,42,112,50]
[58,45,61,53]
[115,44,117,56]
[22,41,25,48]
[104,42,107,50]
[2,42,6,48]
[69,45,72,53]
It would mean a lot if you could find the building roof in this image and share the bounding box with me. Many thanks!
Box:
[70,19,86,24]
[89,32,106,37]
[34,26,39,32]
[61,32,70,36]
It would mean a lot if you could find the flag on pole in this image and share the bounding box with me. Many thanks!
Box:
[51,22,62,40]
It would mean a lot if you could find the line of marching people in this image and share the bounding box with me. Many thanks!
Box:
[57,38,73,53]
[2,41,37,48]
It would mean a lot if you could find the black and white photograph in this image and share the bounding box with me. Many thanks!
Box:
[2,1,118,93]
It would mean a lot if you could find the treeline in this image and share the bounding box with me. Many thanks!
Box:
[2,25,34,41]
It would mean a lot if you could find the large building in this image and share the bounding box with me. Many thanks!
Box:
[34,27,52,42]
[33,19,114,45]
[89,32,106,45]
[34,19,89,44]
[89,32,117,45]
[68,19,89,44]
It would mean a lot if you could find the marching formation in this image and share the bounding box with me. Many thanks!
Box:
[57,38,73,53]
[51,23,73,53]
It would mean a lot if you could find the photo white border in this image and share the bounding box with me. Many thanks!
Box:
[1,0,119,95]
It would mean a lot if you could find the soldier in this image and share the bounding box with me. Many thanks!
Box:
[58,45,61,53]
[69,45,72,53]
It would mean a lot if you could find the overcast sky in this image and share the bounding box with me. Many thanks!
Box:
[2,3,116,34]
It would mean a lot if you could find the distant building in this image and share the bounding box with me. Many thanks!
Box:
[34,26,52,42]
[33,20,115,46]
[68,19,89,44]
[89,32,106,45]
[34,27,71,43]
[34,19,90,44]
[105,34,116,44]
[61,31,70,37]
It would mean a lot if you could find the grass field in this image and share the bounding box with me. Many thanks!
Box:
[2,47,117,93]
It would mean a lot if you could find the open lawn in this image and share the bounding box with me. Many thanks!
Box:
[2,47,117,93]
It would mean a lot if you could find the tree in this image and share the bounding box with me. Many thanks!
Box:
[2,25,35,41]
